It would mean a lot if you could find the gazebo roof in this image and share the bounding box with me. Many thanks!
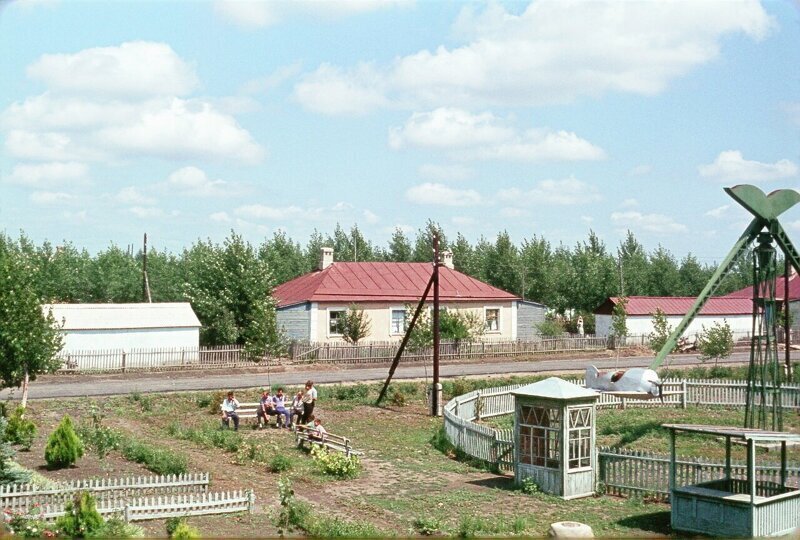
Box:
[663,424,800,442]
[512,377,599,401]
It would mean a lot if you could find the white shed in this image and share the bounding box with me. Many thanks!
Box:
[45,303,201,352]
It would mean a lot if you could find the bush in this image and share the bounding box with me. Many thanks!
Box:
[44,415,84,469]
[536,317,565,338]
[698,321,734,365]
[120,438,187,475]
[310,445,360,479]
[414,516,442,536]
[274,477,310,535]
[269,453,292,473]
[55,491,104,538]
[519,477,540,494]
[167,421,241,452]
[90,515,144,538]
[170,521,200,539]
[6,407,36,451]
[194,394,213,410]
[389,390,406,407]
[77,407,121,459]
[649,308,675,354]
[207,391,227,415]
[4,506,56,538]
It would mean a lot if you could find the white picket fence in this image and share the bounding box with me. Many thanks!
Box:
[0,473,254,522]
[0,473,209,514]
[443,378,800,487]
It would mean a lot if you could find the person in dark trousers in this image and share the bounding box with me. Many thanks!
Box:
[220,391,240,431]
[300,380,317,424]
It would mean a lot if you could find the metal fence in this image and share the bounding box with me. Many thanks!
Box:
[443,378,800,495]
[57,345,253,373]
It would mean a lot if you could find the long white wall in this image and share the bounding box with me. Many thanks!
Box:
[595,314,753,338]
[61,327,200,351]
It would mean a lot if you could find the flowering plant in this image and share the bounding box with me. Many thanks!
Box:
[3,505,57,538]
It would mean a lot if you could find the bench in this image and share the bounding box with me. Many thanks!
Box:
[226,402,293,428]
[295,425,363,457]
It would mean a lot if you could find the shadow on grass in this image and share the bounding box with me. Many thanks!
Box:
[613,421,663,446]
[616,510,671,535]
[466,475,515,491]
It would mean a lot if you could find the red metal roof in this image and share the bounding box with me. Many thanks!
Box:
[599,296,752,316]
[723,272,800,301]
[274,262,519,308]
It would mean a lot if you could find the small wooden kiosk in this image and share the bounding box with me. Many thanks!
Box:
[665,424,800,537]
[513,378,599,499]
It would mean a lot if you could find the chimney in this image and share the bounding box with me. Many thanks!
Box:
[319,247,334,270]
[441,250,454,270]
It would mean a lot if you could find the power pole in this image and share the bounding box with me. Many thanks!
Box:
[142,233,152,303]
[618,252,625,297]
[432,233,441,416]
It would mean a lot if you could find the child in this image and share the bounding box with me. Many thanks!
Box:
[308,418,327,442]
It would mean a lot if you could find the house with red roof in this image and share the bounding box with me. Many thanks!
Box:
[723,268,800,327]
[594,296,753,338]
[275,248,546,343]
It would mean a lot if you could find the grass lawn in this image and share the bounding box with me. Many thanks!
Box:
[14,376,798,537]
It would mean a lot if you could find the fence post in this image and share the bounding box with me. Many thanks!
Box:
[620,397,626,410]
[121,351,126,373]
[247,490,255,514]
[681,380,687,409]
[123,504,130,523]
[475,391,482,421]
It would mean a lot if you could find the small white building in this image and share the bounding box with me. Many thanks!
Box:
[45,302,201,352]
[594,296,753,338]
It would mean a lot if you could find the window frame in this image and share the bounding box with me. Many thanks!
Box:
[484,306,501,333]
[518,405,561,470]
[389,306,407,336]
[567,406,593,471]
[326,307,347,338]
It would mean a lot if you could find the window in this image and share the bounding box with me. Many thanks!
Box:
[390,309,406,335]
[328,309,345,336]
[485,308,500,332]
[518,405,560,469]
[568,407,592,470]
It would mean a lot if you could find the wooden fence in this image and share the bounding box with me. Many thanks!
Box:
[443,378,800,493]
[0,473,209,514]
[56,345,254,373]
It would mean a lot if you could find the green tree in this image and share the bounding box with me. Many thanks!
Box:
[536,315,565,338]
[570,231,617,313]
[649,308,675,354]
[611,297,628,344]
[45,415,84,469]
[303,230,326,273]
[678,253,710,296]
[617,231,649,296]
[484,231,520,295]
[450,233,476,275]
[646,246,681,296]
[260,231,306,285]
[0,236,64,408]
[55,491,104,537]
[698,320,734,365]
[519,235,553,304]
[335,304,372,344]
[387,228,413,262]
[412,220,447,262]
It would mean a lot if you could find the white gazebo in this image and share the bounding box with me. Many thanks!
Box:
[512,378,599,499]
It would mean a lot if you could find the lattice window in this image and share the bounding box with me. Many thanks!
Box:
[518,405,560,469]
[568,407,592,470]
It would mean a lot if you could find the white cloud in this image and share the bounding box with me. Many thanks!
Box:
[241,63,303,94]
[215,0,409,29]
[390,108,604,161]
[29,191,76,206]
[129,206,165,219]
[115,186,155,206]
[629,165,652,176]
[610,211,688,234]
[580,215,594,224]
[405,182,482,206]
[295,1,773,113]
[452,216,475,226]
[620,198,638,208]
[363,210,380,224]
[6,161,88,187]
[27,41,198,99]
[500,207,527,218]
[497,177,601,206]
[418,163,475,182]
[699,150,798,182]
[210,211,232,223]
[705,204,730,218]
[236,204,304,220]
[62,209,88,222]
[294,63,389,115]
[2,43,265,165]
[166,166,238,197]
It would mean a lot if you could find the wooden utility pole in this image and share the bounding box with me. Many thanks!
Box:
[432,233,441,416]
[786,258,792,379]
[142,233,152,303]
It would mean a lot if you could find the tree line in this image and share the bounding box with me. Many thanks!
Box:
[0,221,755,349]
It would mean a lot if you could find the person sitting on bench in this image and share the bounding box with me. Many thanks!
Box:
[308,418,327,442]
[257,390,276,428]
[221,391,240,431]
[290,390,304,428]
[273,388,291,429]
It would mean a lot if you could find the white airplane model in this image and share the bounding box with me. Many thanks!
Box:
[585,365,663,400]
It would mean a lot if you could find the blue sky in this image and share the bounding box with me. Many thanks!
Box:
[1,0,798,263]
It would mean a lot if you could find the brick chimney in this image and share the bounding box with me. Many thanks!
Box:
[319,247,334,270]
[441,250,454,270]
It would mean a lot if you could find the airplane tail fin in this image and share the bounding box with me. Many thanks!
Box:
[585,365,599,388]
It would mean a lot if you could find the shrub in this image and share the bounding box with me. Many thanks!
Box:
[414,516,442,536]
[234,442,270,465]
[6,407,36,451]
[120,438,187,475]
[536,317,565,338]
[310,445,360,479]
[55,491,104,538]
[44,415,84,469]
[167,421,241,452]
[519,477,540,495]
[194,394,212,410]
[269,453,292,473]
[327,383,370,401]
[207,391,227,415]
[698,321,734,365]
[170,521,200,539]
[274,477,310,535]
[90,515,144,538]
[649,308,675,354]
[77,407,121,459]
[4,506,56,538]
[390,390,406,407]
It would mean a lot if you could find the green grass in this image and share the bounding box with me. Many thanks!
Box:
[118,436,188,475]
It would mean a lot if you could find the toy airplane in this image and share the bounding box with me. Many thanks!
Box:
[585,365,664,400]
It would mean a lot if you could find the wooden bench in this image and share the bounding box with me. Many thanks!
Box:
[226,402,292,428]
[295,425,363,457]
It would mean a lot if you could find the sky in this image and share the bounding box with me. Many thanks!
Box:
[1,0,799,263]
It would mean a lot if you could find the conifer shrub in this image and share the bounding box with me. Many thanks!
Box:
[170,520,200,539]
[6,407,37,451]
[55,491,104,537]
[44,415,84,469]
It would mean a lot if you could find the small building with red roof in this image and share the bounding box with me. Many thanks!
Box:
[722,269,800,327]
[594,296,753,338]
[275,248,545,343]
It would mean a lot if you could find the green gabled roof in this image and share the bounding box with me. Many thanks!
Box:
[512,377,599,401]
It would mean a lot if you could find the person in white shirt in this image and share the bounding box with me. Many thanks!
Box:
[290,391,304,428]
[220,391,240,431]
[301,380,317,424]
[308,418,327,442]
